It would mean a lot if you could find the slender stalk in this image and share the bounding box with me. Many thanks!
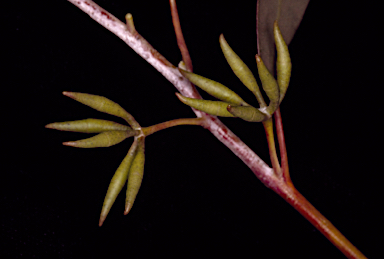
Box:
[169,0,193,72]
[262,118,281,177]
[274,107,291,184]
[142,117,206,137]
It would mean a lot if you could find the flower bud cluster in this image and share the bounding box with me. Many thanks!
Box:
[46,92,145,226]
[177,21,291,122]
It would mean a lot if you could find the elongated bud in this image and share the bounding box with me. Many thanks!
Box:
[62,92,140,129]
[219,34,266,108]
[125,137,145,215]
[45,118,132,133]
[176,93,235,117]
[227,105,267,122]
[274,21,291,103]
[255,55,279,115]
[99,139,139,226]
[178,68,248,106]
[63,130,134,148]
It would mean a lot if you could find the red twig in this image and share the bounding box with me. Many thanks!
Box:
[274,182,367,259]
[169,0,193,72]
[274,107,291,184]
[66,0,275,189]
[142,117,205,136]
[65,1,368,258]
[262,118,281,177]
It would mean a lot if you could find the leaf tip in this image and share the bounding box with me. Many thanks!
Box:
[62,91,77,100]
[45,123,54,129]
[124,202,133,215]
[62,141,76,147]
[176,93,189,104]
[99,216,105,227]
[99,207,111,227]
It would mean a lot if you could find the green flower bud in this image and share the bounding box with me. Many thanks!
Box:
[45,118,132,133]
[62,92,140,129]
[255,55,279,115]
[63,130,134,148]
[176,93,235,117]
[99,139,139,226]
[125,137,145,215]
[219,34,266,107]
[178,69,248,106]
[227,105,267,122]
[274,21,291,103]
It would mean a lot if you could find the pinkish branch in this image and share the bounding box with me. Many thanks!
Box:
[169,0,193,72]
[274,107,292,184]
[65,2,368,257]
[67,0,277,188]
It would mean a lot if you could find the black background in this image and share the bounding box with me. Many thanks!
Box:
[3,1,381,258]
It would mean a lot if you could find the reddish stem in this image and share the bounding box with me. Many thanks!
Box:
[262,118,281,177]
[274,107,292,184]
[272,108,366,258]
[66,1,368,257]
[169,0,193,72]
[142,117,205,136]
[272,181,367,259]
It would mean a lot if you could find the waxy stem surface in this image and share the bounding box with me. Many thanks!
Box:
[66,1,367,258]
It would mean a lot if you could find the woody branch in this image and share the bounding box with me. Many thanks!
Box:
[66,0,277,187]
[64,1,367,258]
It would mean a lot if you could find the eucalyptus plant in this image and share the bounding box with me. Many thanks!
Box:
[45,1,367,258]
